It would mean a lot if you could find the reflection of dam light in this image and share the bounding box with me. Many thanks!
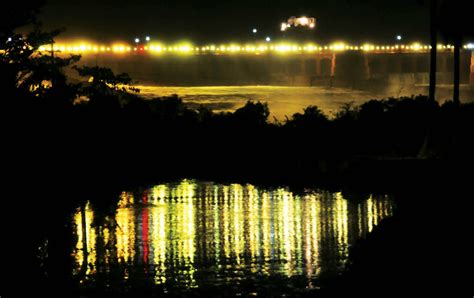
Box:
[73,203,96,276]
[72,180,395,287]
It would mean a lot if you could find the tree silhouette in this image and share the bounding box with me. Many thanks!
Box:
[437,0,474,104]
[417,0,439,102]
[1,6,80,106]
[2,3,140,109]
[233,101,270,126]
[428,0,438,102]
[73,65,139,102]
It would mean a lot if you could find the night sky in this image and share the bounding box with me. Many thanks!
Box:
[39,0,430,44]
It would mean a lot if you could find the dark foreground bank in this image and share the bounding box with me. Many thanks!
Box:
[3,92,471,296]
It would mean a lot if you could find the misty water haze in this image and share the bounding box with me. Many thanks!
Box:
[135,85,473,120]
[136,85,377,119]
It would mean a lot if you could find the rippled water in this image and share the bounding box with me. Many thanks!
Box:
[72,180,394,293]
[136,85,381,120]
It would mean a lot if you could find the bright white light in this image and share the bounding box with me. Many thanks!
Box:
[467,43,474,49]
[135,38,140,43]
[299,17,309,25]
[7,37,12,42]
[397,35,402,41]
[146,36,150,41]
[252,28,258,33]
[284,16,316,30]
[265,37,271,42]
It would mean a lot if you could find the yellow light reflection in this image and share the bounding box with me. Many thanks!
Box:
[72,180,394,286]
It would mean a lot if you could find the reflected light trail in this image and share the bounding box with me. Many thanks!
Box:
[72,179,395,288]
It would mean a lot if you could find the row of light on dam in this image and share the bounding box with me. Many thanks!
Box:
[38,42,474,55]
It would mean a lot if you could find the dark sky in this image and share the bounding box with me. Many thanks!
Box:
[39,0,430,44]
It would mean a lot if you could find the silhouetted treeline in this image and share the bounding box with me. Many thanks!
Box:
[8,90,474,190]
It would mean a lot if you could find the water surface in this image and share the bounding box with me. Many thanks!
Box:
[72,180,394,293]
[136,85,381,120]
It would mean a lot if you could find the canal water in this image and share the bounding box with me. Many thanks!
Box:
[72,179,394,293]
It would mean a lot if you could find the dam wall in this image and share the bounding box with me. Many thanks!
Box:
[73,50,473,97]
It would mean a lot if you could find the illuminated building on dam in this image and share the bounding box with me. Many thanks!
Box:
[38,41,474,91]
